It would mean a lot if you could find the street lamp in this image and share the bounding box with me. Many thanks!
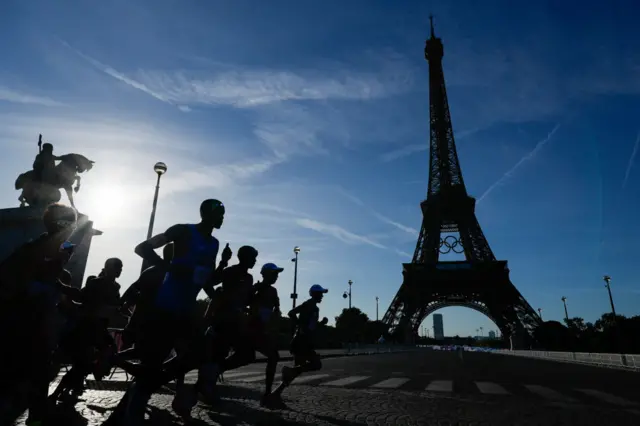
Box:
[561,296,569,323]
[291,246,301,309]
[343,280,353,309]
[603,275,627,362]
[538,308,543,321]
[375,296,379,321]
[479,326,483,337]
[142,161,167,272]
[602,275,618,318]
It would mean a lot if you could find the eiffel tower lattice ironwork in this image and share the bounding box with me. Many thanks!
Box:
[381,18,541,348]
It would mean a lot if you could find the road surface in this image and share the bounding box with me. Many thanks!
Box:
[13,349,640,425]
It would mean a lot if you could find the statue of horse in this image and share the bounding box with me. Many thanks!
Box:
[15,153,95,209]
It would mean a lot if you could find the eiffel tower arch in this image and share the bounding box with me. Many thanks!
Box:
[382,18,541,349]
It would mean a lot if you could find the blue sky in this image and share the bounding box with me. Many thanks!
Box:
[1,0,639,337]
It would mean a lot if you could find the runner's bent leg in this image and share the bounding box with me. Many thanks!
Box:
[256,334,279,396]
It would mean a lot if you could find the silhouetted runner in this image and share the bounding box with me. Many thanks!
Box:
[270,284,329,405]
[0,203,78,426]
[117,199,231,425]
[119,243,174,353]
[245,263,284,407]
[194,246,258,406]
[52,258,123,401]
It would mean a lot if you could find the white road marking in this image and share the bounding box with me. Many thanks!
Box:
[238,374,282,383]
[322,376,371,387]
[292,374,332,384]
[425,380,453,392]
[524,385,579,403]
[475,382,510,395]
[575,389,639,407]
[371,378,410,389]
[222,371,265,380]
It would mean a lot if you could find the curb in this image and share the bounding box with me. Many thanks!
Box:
[252,350,406,364]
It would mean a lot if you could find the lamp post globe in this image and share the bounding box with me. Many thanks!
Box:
[142,161,167,272]
[293,246,301,254]
[154,161,168,176]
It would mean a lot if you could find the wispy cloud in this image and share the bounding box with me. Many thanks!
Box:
[0,87,64,107]
[380,143,428,163]
[295,218,386,249]
[372,212,418,235]
[336,187,418,235]
[160,157,280,196]
[132,68,409,108]
[477,123,561,204]
[68,44,412,110]
[380,127,484,163]
[622,131,640,189]
[252,103,331,160]
[394,249,413,259]
[0,112,279,202]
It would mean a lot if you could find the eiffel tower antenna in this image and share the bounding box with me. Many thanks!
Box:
[381,22,541,349]
[429,14,435,38]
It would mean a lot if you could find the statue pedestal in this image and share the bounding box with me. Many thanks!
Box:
[0,206,102,288]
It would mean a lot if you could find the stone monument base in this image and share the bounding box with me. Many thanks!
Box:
[0,206,102,289]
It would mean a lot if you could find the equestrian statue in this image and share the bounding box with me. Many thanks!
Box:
[15,134,95,209]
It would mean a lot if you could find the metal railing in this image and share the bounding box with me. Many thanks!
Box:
[495,349,640,371]
[342,343,416,354]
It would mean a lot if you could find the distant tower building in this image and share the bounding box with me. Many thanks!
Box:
[488,330,496,339]
[433,314,444,340]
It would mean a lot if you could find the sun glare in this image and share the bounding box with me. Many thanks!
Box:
[78,183,131,229]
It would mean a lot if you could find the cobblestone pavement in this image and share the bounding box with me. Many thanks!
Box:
[11,380,640,426]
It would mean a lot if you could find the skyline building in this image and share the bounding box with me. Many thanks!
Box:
[433,314,444,340]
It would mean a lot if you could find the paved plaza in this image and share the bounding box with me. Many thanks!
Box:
[12,351,640,425]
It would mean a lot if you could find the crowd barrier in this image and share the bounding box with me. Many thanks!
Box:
[494,349,640,371]
[341,343,418,354]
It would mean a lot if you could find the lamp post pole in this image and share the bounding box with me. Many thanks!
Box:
[343,280,352,309]
[561,296,569,323]
[603,275,627,363]
[602,275,618,318]
[141,162,167,273]
[538,308,543,321]
[375,296,379,321]
[291,246,301,309]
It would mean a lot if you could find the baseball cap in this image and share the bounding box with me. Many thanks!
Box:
[309,284,328,295]
[261,263,284,273]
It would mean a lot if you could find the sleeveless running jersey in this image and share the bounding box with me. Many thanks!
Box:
[154,225,219,314]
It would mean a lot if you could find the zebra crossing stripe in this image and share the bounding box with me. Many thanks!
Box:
[371,378,410,389]
[575,389,639,407]
[292,374,332,384]
[524,385,579,403]
[222,371,266,380]
[425,380,452,392]
[238,374,272,383]
[475,382,510,395]
[322,376,371,387]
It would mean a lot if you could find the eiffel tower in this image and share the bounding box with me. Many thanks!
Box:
[381,18,541,349]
